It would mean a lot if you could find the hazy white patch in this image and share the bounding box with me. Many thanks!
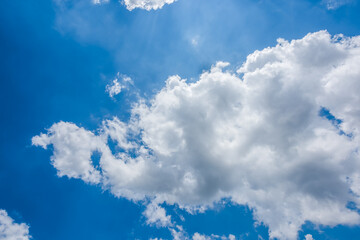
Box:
[123,0,176,11]
[0,210,31,240]
[305,234,314,240]
[191,35,200,47]
[192,233,236,240]
[93,0,109,4]
[170,225,187,240]
[323,0,352,9]
[152,228,236,240]
[33,31,360,239]
[193,233,211,240]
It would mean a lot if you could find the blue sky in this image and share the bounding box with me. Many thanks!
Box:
[1,0,360,239]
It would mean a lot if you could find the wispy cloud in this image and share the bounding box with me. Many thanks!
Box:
[323,0,352,9]
[123,0,177,11]
[105,73,133,98]
[93,0,109,4]
[92,0,177,11]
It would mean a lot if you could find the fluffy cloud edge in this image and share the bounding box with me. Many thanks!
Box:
[0,210,31,240]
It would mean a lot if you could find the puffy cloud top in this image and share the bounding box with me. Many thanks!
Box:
[0,210,31,240]
[33,31,360,239]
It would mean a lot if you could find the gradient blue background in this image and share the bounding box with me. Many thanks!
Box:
[1,0,360,239]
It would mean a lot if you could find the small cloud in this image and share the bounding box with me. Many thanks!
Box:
[106,79,123,98]
[123,0,177,11]
[91,0,177,11]
[192,232,237,240]
[192,233,211,240]
[191,36,200,47]
[105,73,133,98]
[93,0,109,4]
[323,0,352,10]
[305,234,314,240]
[143,202,172,228]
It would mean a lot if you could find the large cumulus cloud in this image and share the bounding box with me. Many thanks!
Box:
[33,31,360,239]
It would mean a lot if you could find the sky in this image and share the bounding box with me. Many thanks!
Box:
[1,0,360,239]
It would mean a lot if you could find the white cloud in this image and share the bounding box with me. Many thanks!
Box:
[0,210,31,240]
[192,233,211,240]
[304,234,314,240]
[123,0,177,11]
[93,0,109,4]
[91,0,177,10]
[106,74,133,98]
[228,235,235,240]
[106,79,122,98]
[143,202,172,227]
[33,31,360,240]
[323,0,352,9]
[192,233,236,240]
[32,122,103,184]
